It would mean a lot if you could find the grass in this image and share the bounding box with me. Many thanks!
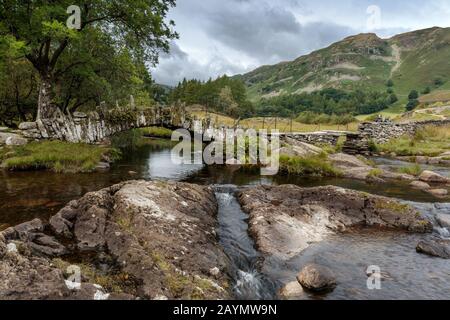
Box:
[279,153,342,177]
[419,90,450,104]
[190,109,359,133]
[52,258,133,294]
[367,168,383,178]
[374,200,412,214]
[376,125,450,157]
[0,140,120,173]
[140,126,173,139]
[150,250,220,299]
[396,164,423,176]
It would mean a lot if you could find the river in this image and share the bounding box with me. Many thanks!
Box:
[1,137,449,300]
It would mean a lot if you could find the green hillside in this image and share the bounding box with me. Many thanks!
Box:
[238,27,450,109]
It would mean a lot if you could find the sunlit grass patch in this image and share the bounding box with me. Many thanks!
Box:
[140,126,173,139]
[279,153,342,177]
[1,140,120,173]
[396,164,423,176]
[377,125,450,157]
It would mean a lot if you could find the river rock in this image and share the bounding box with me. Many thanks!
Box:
[1,181,231,300]
[48,180,231,299]
[426,189,448,197]
[238,185,432,260]
[0,233,71,299]
[416,240,450,259]
[296,264,337,293]
[419,170,449,184]
[5,135,28,146]
[279,281,305,299]
[282,139,323,156]
[410,181,431,190]
[18,122,38,130]
[329,153,372,180]
[436,214,450,229]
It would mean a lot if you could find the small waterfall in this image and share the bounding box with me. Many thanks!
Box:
[214,186,276,300]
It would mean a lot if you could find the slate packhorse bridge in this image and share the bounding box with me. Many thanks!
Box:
[18,105,196,143]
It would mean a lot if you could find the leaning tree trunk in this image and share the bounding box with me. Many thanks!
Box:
[36,76,54,120]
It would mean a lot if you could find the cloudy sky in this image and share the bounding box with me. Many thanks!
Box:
[151,0,450,85]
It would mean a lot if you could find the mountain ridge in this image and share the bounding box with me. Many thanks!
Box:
[237,27,450,102]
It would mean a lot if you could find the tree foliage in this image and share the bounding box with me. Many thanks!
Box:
[168,76,255,118]
[256,88,397,117]
[0,0,178,122]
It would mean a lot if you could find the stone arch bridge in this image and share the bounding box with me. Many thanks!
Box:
[16,105,353,146]
[18,105,195,144]
[15,107,450,155]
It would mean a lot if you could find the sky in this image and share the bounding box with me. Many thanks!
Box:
[151,0,450,86]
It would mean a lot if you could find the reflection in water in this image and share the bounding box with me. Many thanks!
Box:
[1,137,450,300]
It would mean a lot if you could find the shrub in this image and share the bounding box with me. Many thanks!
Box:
[406,99,419,111]
[408,90,419,100]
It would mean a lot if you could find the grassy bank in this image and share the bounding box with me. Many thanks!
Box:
[376,125,450,157]
[0,141,120,173]
[140,127,173,139]
[279,153,342,177]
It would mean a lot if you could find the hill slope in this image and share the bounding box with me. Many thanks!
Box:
[238,27,450,103]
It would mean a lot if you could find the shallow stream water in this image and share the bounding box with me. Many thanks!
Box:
[1,137,449,299]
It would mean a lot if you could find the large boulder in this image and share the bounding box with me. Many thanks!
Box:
[437,214,450,229]
[410,181,431,190]
[416,240,450,259]
[0,233,71,300]
[238,185,432,260]
[279,281,305,299]
[419,170,449,184]
[48,180,231,300]
[296,264,337,293]
[1,181,232,300]
[426,189,448,198]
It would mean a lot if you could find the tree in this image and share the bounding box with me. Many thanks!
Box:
[389,93,398,104]
[434,78,444,87]
[422,87,431,95]
[408,90,419,100]
[386,79,394,87]
[406,99,419,111]
[0,0,177,119]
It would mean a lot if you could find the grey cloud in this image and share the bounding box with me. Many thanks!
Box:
[202,1,356,63]
[152,42,244,85]
[152,0,432,85]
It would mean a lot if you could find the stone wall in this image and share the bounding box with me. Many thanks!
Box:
[17,105,192,144]
[358,119,450,144]
[283,131,349,146]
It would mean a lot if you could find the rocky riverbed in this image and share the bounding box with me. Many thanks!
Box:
[1,179,439,300]
[0,180,231,300]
